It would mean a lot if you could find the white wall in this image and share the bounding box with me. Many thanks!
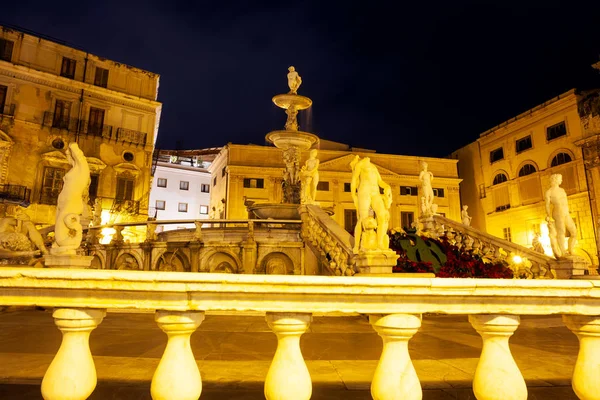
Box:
[149,163,211,231]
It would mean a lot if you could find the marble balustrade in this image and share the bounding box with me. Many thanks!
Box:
[1,269,600,400]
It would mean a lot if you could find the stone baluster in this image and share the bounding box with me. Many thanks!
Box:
[111,225,124,245]
[193,221,203,242]
[151,311,205,400]
[469,315,527,400]
[563,315,600,400]
[41,308,106,400]
[265,312,312,400]
[370,314,422,400]
[146,221,158,242]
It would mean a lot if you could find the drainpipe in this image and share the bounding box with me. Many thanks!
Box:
[75,52,89,144]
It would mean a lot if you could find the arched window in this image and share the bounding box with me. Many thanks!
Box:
[492,173,508,185]
[551,152,572,167]
[518,164,537,177]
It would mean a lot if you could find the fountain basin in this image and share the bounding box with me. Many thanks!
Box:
[248,203,301,220]
[272,94,312,110]
[266,131,319,150]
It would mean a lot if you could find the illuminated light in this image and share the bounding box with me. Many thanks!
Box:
[512,255,523,264]
[100,210,115,244]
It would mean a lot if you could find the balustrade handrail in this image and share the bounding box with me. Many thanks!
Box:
[88,218,302,230]
[431,214,557,267]
[0,268,598,313]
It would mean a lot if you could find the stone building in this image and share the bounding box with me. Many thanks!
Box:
[451,88,600,265]
[0,25,161,229]
[209,139,462,231]
[149,148,220,231]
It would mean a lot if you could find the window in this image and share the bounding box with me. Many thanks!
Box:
[94,67,109,88]
[503,227,512,242]
[123,152,134,162]
[515,135,532,153]
[199,205,209,214]
[157,178,167,188]
[518,164,537,177]
[490,147,504,163]
[89,175,99,199]
[433,188,445,198]
[243,178,264,188]
[156,200,166,210]
[88,107,105,135]
[317,181,329,191]
[551,152,572,167]
[0,39,14,62]
[400,186,418,196]
[178,202,188,213]
[401,212,414,230]
[344,183,351,192]
[344,209,357,234]
[546,121,567,141]
[180,181,189,190]
[53,100,72,129]
[0,85,7,114]
[492,173,508,185]
[40,167,65,205]
[201,184,210,193]
[60,57,76,79]
[222,167,227,177]
[116,177,134,200]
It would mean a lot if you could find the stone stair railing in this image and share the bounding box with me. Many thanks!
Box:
[1,268,600,400]
[425,214,581,279]
[298,205,356,276]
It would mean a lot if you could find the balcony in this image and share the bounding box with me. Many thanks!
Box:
[0,184,30,206]
[0,269,598,399]
[116,128,147,145]
[39,187,60,206]
[42,112,79,133]
[79,120,113,140]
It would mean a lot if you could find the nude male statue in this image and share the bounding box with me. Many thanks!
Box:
[300,149,319,204]
[287,66,302,94]
[544,173,577,258]
[350,155,392,254]
[419,161,434,215]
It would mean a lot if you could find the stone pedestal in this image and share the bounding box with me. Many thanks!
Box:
[354,250,399,274]
[553,256,588,279]
[44,254,94,268]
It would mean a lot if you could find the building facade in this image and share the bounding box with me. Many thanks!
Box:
[149,149,219,231]
[209,140,462,232]
[451,89,600,266]
[0,25,161,231]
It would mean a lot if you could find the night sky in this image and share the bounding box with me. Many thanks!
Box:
[3,0,600,157]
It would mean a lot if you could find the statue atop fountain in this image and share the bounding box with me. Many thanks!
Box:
[287,66,302,95]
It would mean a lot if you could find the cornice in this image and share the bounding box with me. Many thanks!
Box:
[0,63,161,113]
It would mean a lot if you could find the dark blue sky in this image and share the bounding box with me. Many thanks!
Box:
[3,0,600,157]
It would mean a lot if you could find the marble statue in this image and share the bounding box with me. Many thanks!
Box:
[0,206,48,258]
[419,161,434,215]
[52,142,90,255]
[461,205,472,226]
[300,149,319,204]
[544,173,577,258]
[350,155,392,254]
[15,206,48,254]
[287,66,302,95]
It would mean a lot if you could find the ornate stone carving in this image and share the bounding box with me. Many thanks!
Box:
[287,66,302,95]
[300,149,319,205]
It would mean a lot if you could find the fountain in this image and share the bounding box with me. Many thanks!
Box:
[248,66,319,220]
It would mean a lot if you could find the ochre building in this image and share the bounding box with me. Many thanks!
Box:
[452,89,600,266]
[209,140,462,232]
[0,25,162,229]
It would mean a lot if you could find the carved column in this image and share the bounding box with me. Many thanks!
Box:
[563,315,600,400]
[469,314,526,400]
[370,314,422,400]
[41,308,106,400]
[151,311,205,400]
[265,312,312,400]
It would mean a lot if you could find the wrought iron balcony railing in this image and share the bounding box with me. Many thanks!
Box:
[116,128,147,145]
[39,188,60,206]
[79,120,113,139]
[0,103,15,117]
[0,184,30,206]
[111,198,140,215]
[42,112,79,132]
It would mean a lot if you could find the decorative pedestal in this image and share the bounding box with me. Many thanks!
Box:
[354,250,399,274]
[44,254,94,268]
[553,256,588,279]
